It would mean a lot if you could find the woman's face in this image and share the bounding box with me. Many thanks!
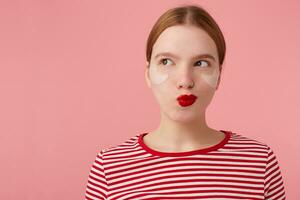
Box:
[145,25,221,122]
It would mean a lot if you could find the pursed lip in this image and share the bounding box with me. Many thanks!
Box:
[177,94,198,101]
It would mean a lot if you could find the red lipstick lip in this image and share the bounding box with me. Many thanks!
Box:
[177,94,198,101]
[177,94,198,107]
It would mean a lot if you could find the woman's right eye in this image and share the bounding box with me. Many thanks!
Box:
[159,58,172,66]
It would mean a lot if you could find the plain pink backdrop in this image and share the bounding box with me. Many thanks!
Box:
[0,0,298,199]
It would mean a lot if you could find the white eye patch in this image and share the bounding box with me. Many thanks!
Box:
[148,61,220,89]
[200,66,220,88]
[148,61,169,85]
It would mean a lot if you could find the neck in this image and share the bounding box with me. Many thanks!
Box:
[152,110,215,147]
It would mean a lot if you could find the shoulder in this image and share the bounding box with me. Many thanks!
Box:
[226,130,274,156]
[229,130,269,147]
[225,130,284,171]
[96,132,142,158]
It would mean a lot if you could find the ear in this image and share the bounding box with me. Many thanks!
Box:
[215,74,221,90]
[216,65,224,90]
[145,61,151,88]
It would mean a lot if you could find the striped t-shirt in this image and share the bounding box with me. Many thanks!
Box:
[84,130,286,200]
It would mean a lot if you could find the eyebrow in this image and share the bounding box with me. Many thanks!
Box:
[154,52,216,61]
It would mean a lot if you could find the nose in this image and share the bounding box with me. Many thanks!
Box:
[176,69,195,89]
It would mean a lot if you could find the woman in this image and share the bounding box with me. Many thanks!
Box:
[84,4,286,200]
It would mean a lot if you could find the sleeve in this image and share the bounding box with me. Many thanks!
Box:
[84,149,108,200]
[264,146,286,200]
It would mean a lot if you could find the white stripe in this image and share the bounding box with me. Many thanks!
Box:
[109,171,264,192]
[106,159,265,177]
[85,192,101,200]
[268,183,285,199]
[113,187,263,200]
[109,177,264,192]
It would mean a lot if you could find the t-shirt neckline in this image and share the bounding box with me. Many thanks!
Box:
[138,130,231,157]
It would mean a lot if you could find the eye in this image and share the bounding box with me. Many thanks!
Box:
[159,58,173,66]
[195,60,210,67]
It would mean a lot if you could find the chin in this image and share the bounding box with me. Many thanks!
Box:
[167,109,201,123]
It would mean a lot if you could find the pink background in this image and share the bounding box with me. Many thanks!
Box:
[0,0,298,199]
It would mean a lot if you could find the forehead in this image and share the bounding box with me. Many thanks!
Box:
[152,25,218,60]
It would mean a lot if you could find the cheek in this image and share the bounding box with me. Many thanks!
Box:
[200,67,220,89]
[148,64,219,103]
[151,84,169,103]
[194,68,219,105]
[149,64,169,85]
[150,83,173,111]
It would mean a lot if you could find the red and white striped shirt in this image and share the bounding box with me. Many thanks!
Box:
[84,130,286,200]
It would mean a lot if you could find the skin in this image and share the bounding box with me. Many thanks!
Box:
[144,24,225,153]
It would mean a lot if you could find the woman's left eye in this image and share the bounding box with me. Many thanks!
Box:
[195,60,210,67]
[159,58,173,66]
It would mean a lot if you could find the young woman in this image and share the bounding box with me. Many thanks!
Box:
[84,4,286,200]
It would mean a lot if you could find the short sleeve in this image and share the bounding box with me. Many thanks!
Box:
[264,146,286,200]
[84,149,108,200]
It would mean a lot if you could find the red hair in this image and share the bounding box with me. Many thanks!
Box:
[146,4,226,74]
